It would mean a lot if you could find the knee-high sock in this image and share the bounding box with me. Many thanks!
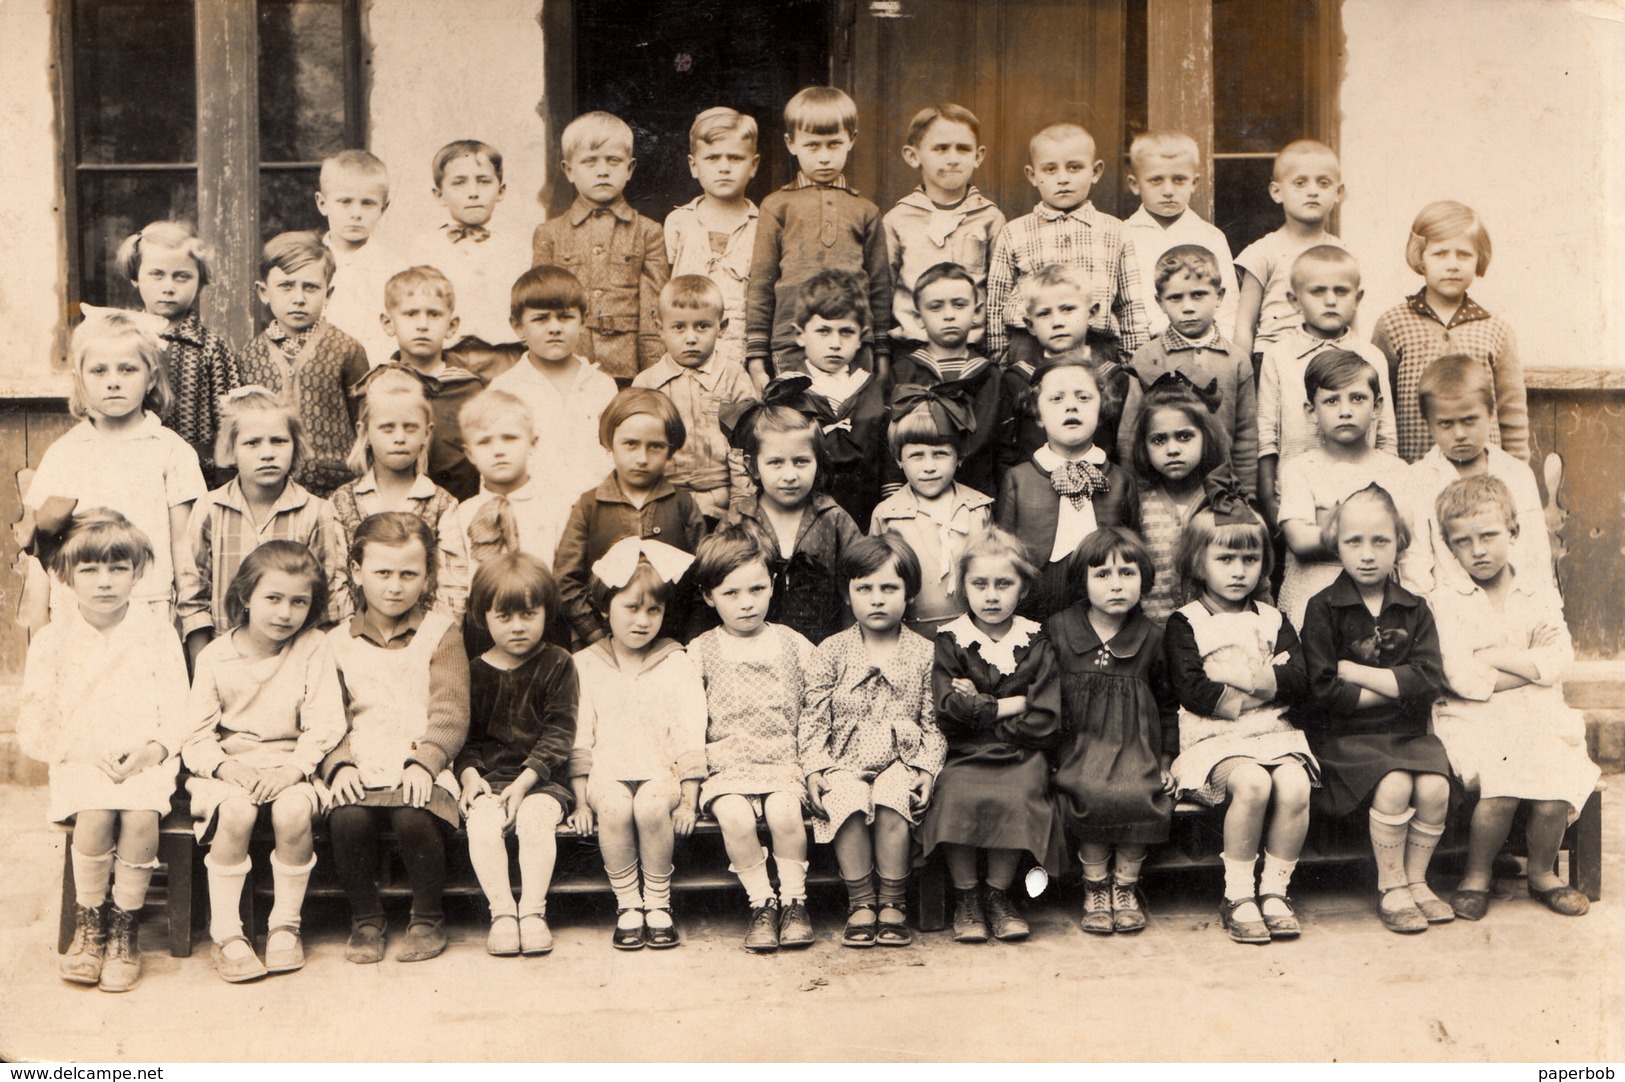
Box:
[1221,853,1258,902]
[1369,806,1415,892]
[731,846,774,906]
[391,806,447,922]
[112,854,158,913]
[466,802,518,918]
[326,805,383,924]
[267,852,316,932]
[72,849,114,910]
[205,854,252,944]
[515,798,561,919]
[776,856,810,904]
[1405,816,1446,887]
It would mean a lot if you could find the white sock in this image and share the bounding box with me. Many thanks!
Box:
[1221,853,1257,902]
[731,847,774,906]
[267,852,316,932]
[71,849,114,909]
[466,801,518,918]
[1080,855,1110,883]
[112,855,158,912]
[1405,817,1446,900]
[776,856,810,904]
[205,854,252,944]
[606,859,643,912]
[515,796,561,919]
[1259,852,1298,898]
[1369,807,1415,893]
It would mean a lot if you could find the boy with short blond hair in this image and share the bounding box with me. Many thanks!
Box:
[985,121,1149,368]
[407,139,534,352]
[1233,138,1350,358]
[746,86,892,378]
[665,107,761,384]
[632,275,755,522]
[316,149,403,367]
[1122,131,1239,339]
[379,265,487,500]
[450,388,563,572]
[533,111,670,381]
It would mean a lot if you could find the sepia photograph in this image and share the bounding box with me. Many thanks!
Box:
[0,0,1620,1067]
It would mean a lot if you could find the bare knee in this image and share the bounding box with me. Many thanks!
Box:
[1371,771,1414,813]
[213,798,260,849]
[1227,764,1273,808]
[1413,773,1450,818]
[763,792,806,840]
[270,793,314,842]
[1271,764,1312,811]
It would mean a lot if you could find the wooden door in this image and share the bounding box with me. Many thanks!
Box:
[847,0,1129,221]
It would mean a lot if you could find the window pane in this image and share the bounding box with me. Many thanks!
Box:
[77,172,200,308]
[1212,157,1279,256]
[73,0,197,165]
[1123,0,1148,142]
[261,168,326,238]
[1213,0,1312,153]
[258,0,349,162]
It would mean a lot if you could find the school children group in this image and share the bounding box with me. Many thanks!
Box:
[16,80,1602,996]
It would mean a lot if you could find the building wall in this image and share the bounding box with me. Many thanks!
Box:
[1339,0,1625,368]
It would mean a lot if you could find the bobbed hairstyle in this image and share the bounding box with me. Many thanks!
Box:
[1175,505,1273,603]
[904,103,981,147]
[347,511,439,613]
[598,386,686,451]
[910,261,978,308]
[467,552,559,634]
[346,368,433,475]
[956,526,1038,596]
[689,106,759,152]
[115,220,214,289]
[792,268,870,331]
[1024,355,1119,422]
[1153,244,1222,295]
[1406,200,1492,277]
[1417,353,1495,419]
[432,139,503,186]
[259,231,335,285]
[1129,380,1226,485]
[459,387,534,442]
[691,523,772,595]
[50,507,153,583]
[841,532,923,598]
[587,558,676,621]
[68,311,174,420]
[511,264,588,323]
[659,274,725,317]
[887,403,960,460]
[224,539,328,634]
[1320,483,1411,555]
[1303,348,1379,401]
[1435,474,1518,535]
[215,385,311,476]
[384,265,455,313]
[783,85,858,137]
[739,406,829,493]
[1075,526,1155,597]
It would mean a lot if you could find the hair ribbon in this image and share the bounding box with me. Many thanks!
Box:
[590,537,695,589]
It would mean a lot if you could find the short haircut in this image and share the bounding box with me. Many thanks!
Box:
[1076,526,1155,596]
[904,103,981,147]
[599,386,686,451]
[50,507,153,583]
[1406,200,1493,276]
[1025,263,1092,310]
[784,86,858,137]
[384,265,456,313]
[259,231,335,285]
[1153,244,1221,295]
[910,262,978,308]
[319,149,389,193]
[511,264,588,322]
[1175,504,1273,603]
[215,385,312,475]
[1128,380,1226,485]
[68,311,173,420]
[346,367,433,475]
[1288,244,1360,292]
[1320,483,1410,554]
[690,106,758,152]
[1303,348,1379,401]
[587,557,676,619]
[739,407,829,491]
[692,524,771,595]
[1028,122,1095,161]
[887,403,961,460]
[841,532,922,598]
[1417,354,1496,419]
[956,525,1037,595]
[459,388,534,441]
[467,552,559,634]
[562,111,635,160]
[1272,138,1340,182]
[1128,130,1200,175]
[224,539,329,634]
[1436,475,1518,534]
[115,220,214,288]
[432,140,503,186]
[660,274,725,316]
[347,511,440,613]
[792,268,869,331]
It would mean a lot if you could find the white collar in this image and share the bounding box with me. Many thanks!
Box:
[1033,443,1107,472]
[942,614,1042,676]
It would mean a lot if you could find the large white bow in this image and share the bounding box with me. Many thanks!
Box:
[78,304,170,339]
[590,536,695,589]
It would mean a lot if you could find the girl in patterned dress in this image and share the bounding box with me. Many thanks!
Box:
[1163,483,1317,944]
[689,526,819,953]
[1047,527,1179,936]
[1127,372,1228,622]
[918,527,1062,944]
[802,534,945,949]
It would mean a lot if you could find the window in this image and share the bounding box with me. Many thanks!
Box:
[60,0,365,345]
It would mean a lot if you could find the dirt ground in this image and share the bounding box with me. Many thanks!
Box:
[0,780,1619,1064]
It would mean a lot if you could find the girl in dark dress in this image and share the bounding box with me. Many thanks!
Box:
[1047,527,1178,937]
[1298,483,1451,935]
[456,553,578,958]
[918,528,1063,944]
